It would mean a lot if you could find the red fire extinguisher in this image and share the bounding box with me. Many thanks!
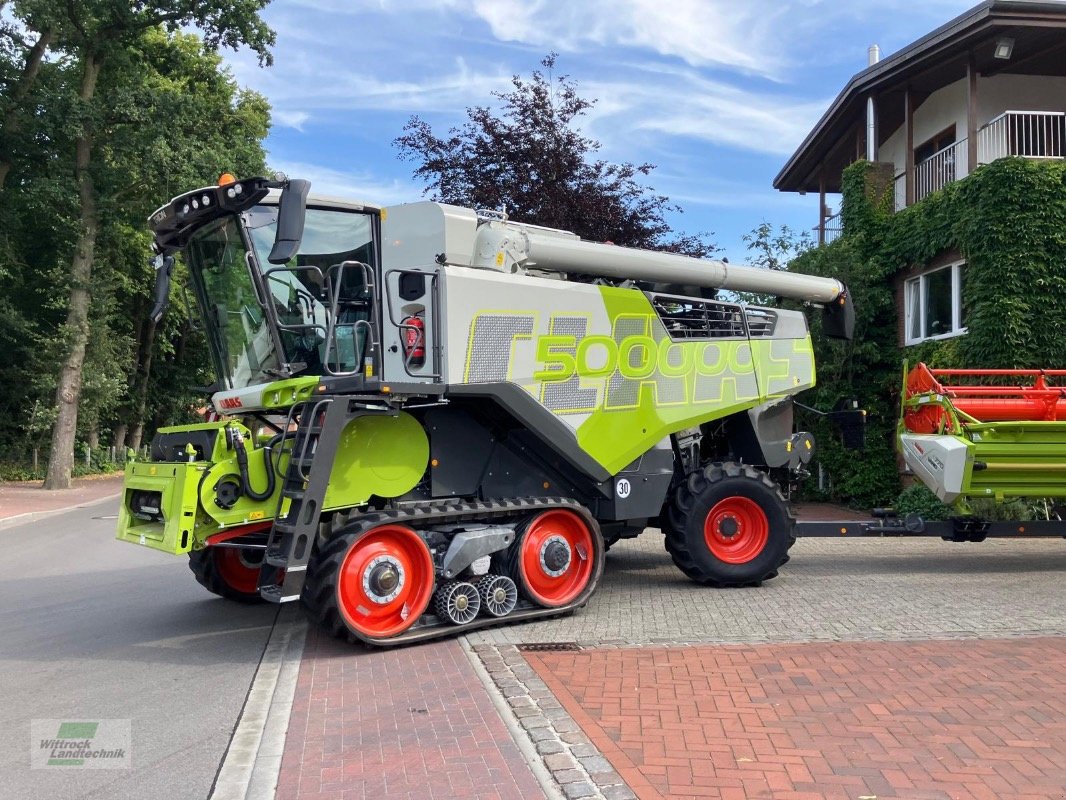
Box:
[401,314,425,366]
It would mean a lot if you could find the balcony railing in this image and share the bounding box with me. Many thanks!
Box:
[914,139,967,203]
[978,110,1066,165]
[815,212,842,245]
[817,110,1066,243]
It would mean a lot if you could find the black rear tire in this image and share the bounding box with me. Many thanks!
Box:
[188,547,265,603]
[662,462,795,586]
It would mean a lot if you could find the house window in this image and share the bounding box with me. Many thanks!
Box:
[914,125,957,164]
[904,262,967,345]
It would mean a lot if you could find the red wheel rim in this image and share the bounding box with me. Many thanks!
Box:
[703,497,769,564]
[214,547,263,595]
[519,510,595,608]
[336,525,435,638]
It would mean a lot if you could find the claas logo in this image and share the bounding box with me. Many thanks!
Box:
[218,397,244,410]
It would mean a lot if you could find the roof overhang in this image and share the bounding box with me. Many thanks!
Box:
[775,0,1066,194]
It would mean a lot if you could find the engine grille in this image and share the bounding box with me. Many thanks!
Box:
[650,294,777,340]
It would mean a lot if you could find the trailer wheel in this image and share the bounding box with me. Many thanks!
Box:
[305,523,436,641]
[662,462,795,586]
[188,546,265,603]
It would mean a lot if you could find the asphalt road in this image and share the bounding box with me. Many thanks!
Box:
[0,502,278,800]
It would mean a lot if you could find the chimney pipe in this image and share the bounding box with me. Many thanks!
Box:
[866,44,880,161]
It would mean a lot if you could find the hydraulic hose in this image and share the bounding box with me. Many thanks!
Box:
[229,427,276,501]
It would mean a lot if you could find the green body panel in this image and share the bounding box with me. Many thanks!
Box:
[117,460,209,554]
[199,446,286,528]
[117,411,429,555]
[259,376,320,410]
[964,421,1066,500]
[323,412,429,506]
[570,287,816,474]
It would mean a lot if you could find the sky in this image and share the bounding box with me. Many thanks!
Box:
[223,0,979,262]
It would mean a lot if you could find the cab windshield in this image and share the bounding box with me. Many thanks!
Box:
[186,206,376,389]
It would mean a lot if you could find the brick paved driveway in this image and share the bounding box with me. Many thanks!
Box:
[471,533,1066,799]
[278,628,543,800]
[526,638,1066,800]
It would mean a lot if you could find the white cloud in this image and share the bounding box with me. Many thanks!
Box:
[217,0,983,255]
[581,65,832,157]
[274,110,310,131]
[289,0,977,80]
[469,0,792,78]
[229,48,510,117]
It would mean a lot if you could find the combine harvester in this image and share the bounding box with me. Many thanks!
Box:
[116,174,859,646]
[809,362,1066,541]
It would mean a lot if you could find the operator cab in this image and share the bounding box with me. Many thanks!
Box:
[147,176,381,391]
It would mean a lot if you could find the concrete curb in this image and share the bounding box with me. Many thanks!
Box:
[211,604,309,800]
[471,643,638,800]
[462,637,567,800]
[0,490,121,531]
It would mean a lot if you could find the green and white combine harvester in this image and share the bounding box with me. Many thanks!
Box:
[117,174,1055,648]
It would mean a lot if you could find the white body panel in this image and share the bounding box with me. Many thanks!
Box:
[381,202,478,271]
[899,432,971,503]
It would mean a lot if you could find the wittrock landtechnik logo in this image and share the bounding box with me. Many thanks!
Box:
[31,719,131,769]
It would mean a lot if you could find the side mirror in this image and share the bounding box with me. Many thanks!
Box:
[822,286,855,340]
[149,254,176,324]
[268,179,311,264]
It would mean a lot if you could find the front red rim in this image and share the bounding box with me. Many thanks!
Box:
[519,510,595,608]
[703,497,769,564]
[336,525,435,638]
[214,547,263,595]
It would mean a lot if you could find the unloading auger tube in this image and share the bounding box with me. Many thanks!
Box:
[471,218,847,303]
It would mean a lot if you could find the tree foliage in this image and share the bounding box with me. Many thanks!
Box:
[395,54,715,257]
[0,2,273,484]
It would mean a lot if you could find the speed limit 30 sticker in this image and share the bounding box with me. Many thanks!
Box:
[615,478,632,498]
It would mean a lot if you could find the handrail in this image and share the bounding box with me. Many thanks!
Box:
[978,110,1066,165]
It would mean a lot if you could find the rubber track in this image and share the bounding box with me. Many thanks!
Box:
[662,462,796,587]
[302,497,604,647]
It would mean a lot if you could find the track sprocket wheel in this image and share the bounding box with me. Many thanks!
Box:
[188,546,265,603]
[662,462,795,587]
[304,523,435,641]
[510,508,602,608]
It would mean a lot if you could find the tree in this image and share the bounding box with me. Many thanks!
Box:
[739,222,815,306]
[103,30,270,451]
[9,0,275,489]
[743,222,814,272]
[395,54,715,256]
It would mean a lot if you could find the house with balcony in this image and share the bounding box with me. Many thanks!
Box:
[772,0,1066,507]
[775,0,1066,349]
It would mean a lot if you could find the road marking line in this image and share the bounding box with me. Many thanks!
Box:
[210,603,307,800]
[0,491,121,531]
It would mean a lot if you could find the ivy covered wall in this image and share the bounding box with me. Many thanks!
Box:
[791,157,1066,508]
